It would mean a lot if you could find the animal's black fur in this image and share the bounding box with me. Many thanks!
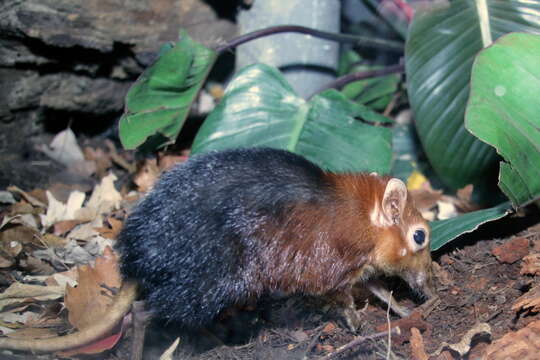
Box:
[117,148,330,327]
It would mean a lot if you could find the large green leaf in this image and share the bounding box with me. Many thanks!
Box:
[406,0,540,189]
[192,64,393,173]
[465,33,540,206]
[119,31,216,150]
[430,202,511,251]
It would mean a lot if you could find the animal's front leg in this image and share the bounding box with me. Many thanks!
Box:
[328,286,363,331]
[365,280,411,317]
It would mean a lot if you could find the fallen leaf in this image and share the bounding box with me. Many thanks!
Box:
[512,284,540,314]
[375,311,430,345]
[42,233,69,248]
[0,310,36,325]
[18,256,55,275]
[64,246,121,330]
[410,327,429,360]
[40,190,86,228]
[7,186,47,208]
[75,173,121,221]
[0,224,40,248]
[83,147,113,178]
[67,218,103,242]
[52,220,84,236]
[9,201,39,216]
[0,283,64,312]
[105,139,136,174]
[323,322,336,334]
[37,128,84,167]
[48,239,94,266]
[134,158,160,193]
[492,238,529,264]
[4,327,57,340]
[409,180,443,212]
[45,269,79,288]
[483,320,540,360]
[94,217,123,240]
[316,344,334,353]
[0,191,16,204]
[520,253,540,276]
[431,323,491,357]
[160,338,181,360]
[0,254,14,268]
[437,200,458,220]
[159,153,188,171]
[47,183,92,203]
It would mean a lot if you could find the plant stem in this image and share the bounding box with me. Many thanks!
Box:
[215,25,404,53]
[309,63,404,99]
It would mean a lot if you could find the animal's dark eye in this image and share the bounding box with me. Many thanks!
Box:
[413,229,426,245]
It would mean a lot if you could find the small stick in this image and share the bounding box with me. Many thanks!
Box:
[302,324,326,360]
[319,328,400,360]
[386,291,393,360]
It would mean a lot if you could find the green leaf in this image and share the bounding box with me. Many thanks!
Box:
[465,33,540,206]
[339,51,400,111]
[192,64,393,174]
[430,202,511,251]
[406,0,540,189]
[119,31,217,150]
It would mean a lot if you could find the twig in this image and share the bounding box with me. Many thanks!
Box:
[302,324,326,360]
[309,64,404,99]
[386,291,393,360]
[319,328,400,360]
[215,25,404,53]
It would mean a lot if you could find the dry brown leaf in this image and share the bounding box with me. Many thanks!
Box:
[410,327,429,360]
[19,256,55,275]
[75,173,121,221]
[409,181,443,212]
[512,284,540,314]
[45,268,79,288]
[64,246,122,330]
[492,237,530,264]
[375,311,430,345]
[94,217,123,240]
[159,153,188,172]
[8,201,38,216]
[0,254,14,268]
[0,283,64,312]
[431,323,491,357]
[520,253,540,276]
[134,158,160,193]
[0,224,40,248]
[4,327,58,340]
[323,322,336,334]
[483,320,540,360]
[83,147,113,178]
[52,220,85,236]
[7,186,47,208]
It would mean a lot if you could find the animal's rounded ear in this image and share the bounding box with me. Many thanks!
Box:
[382,178,407,225]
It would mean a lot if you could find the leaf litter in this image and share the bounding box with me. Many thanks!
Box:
[0,134,539,359]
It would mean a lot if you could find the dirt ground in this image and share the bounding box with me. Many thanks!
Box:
[117,214,539,360]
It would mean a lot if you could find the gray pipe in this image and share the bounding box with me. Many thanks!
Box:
[236,0,341,98]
